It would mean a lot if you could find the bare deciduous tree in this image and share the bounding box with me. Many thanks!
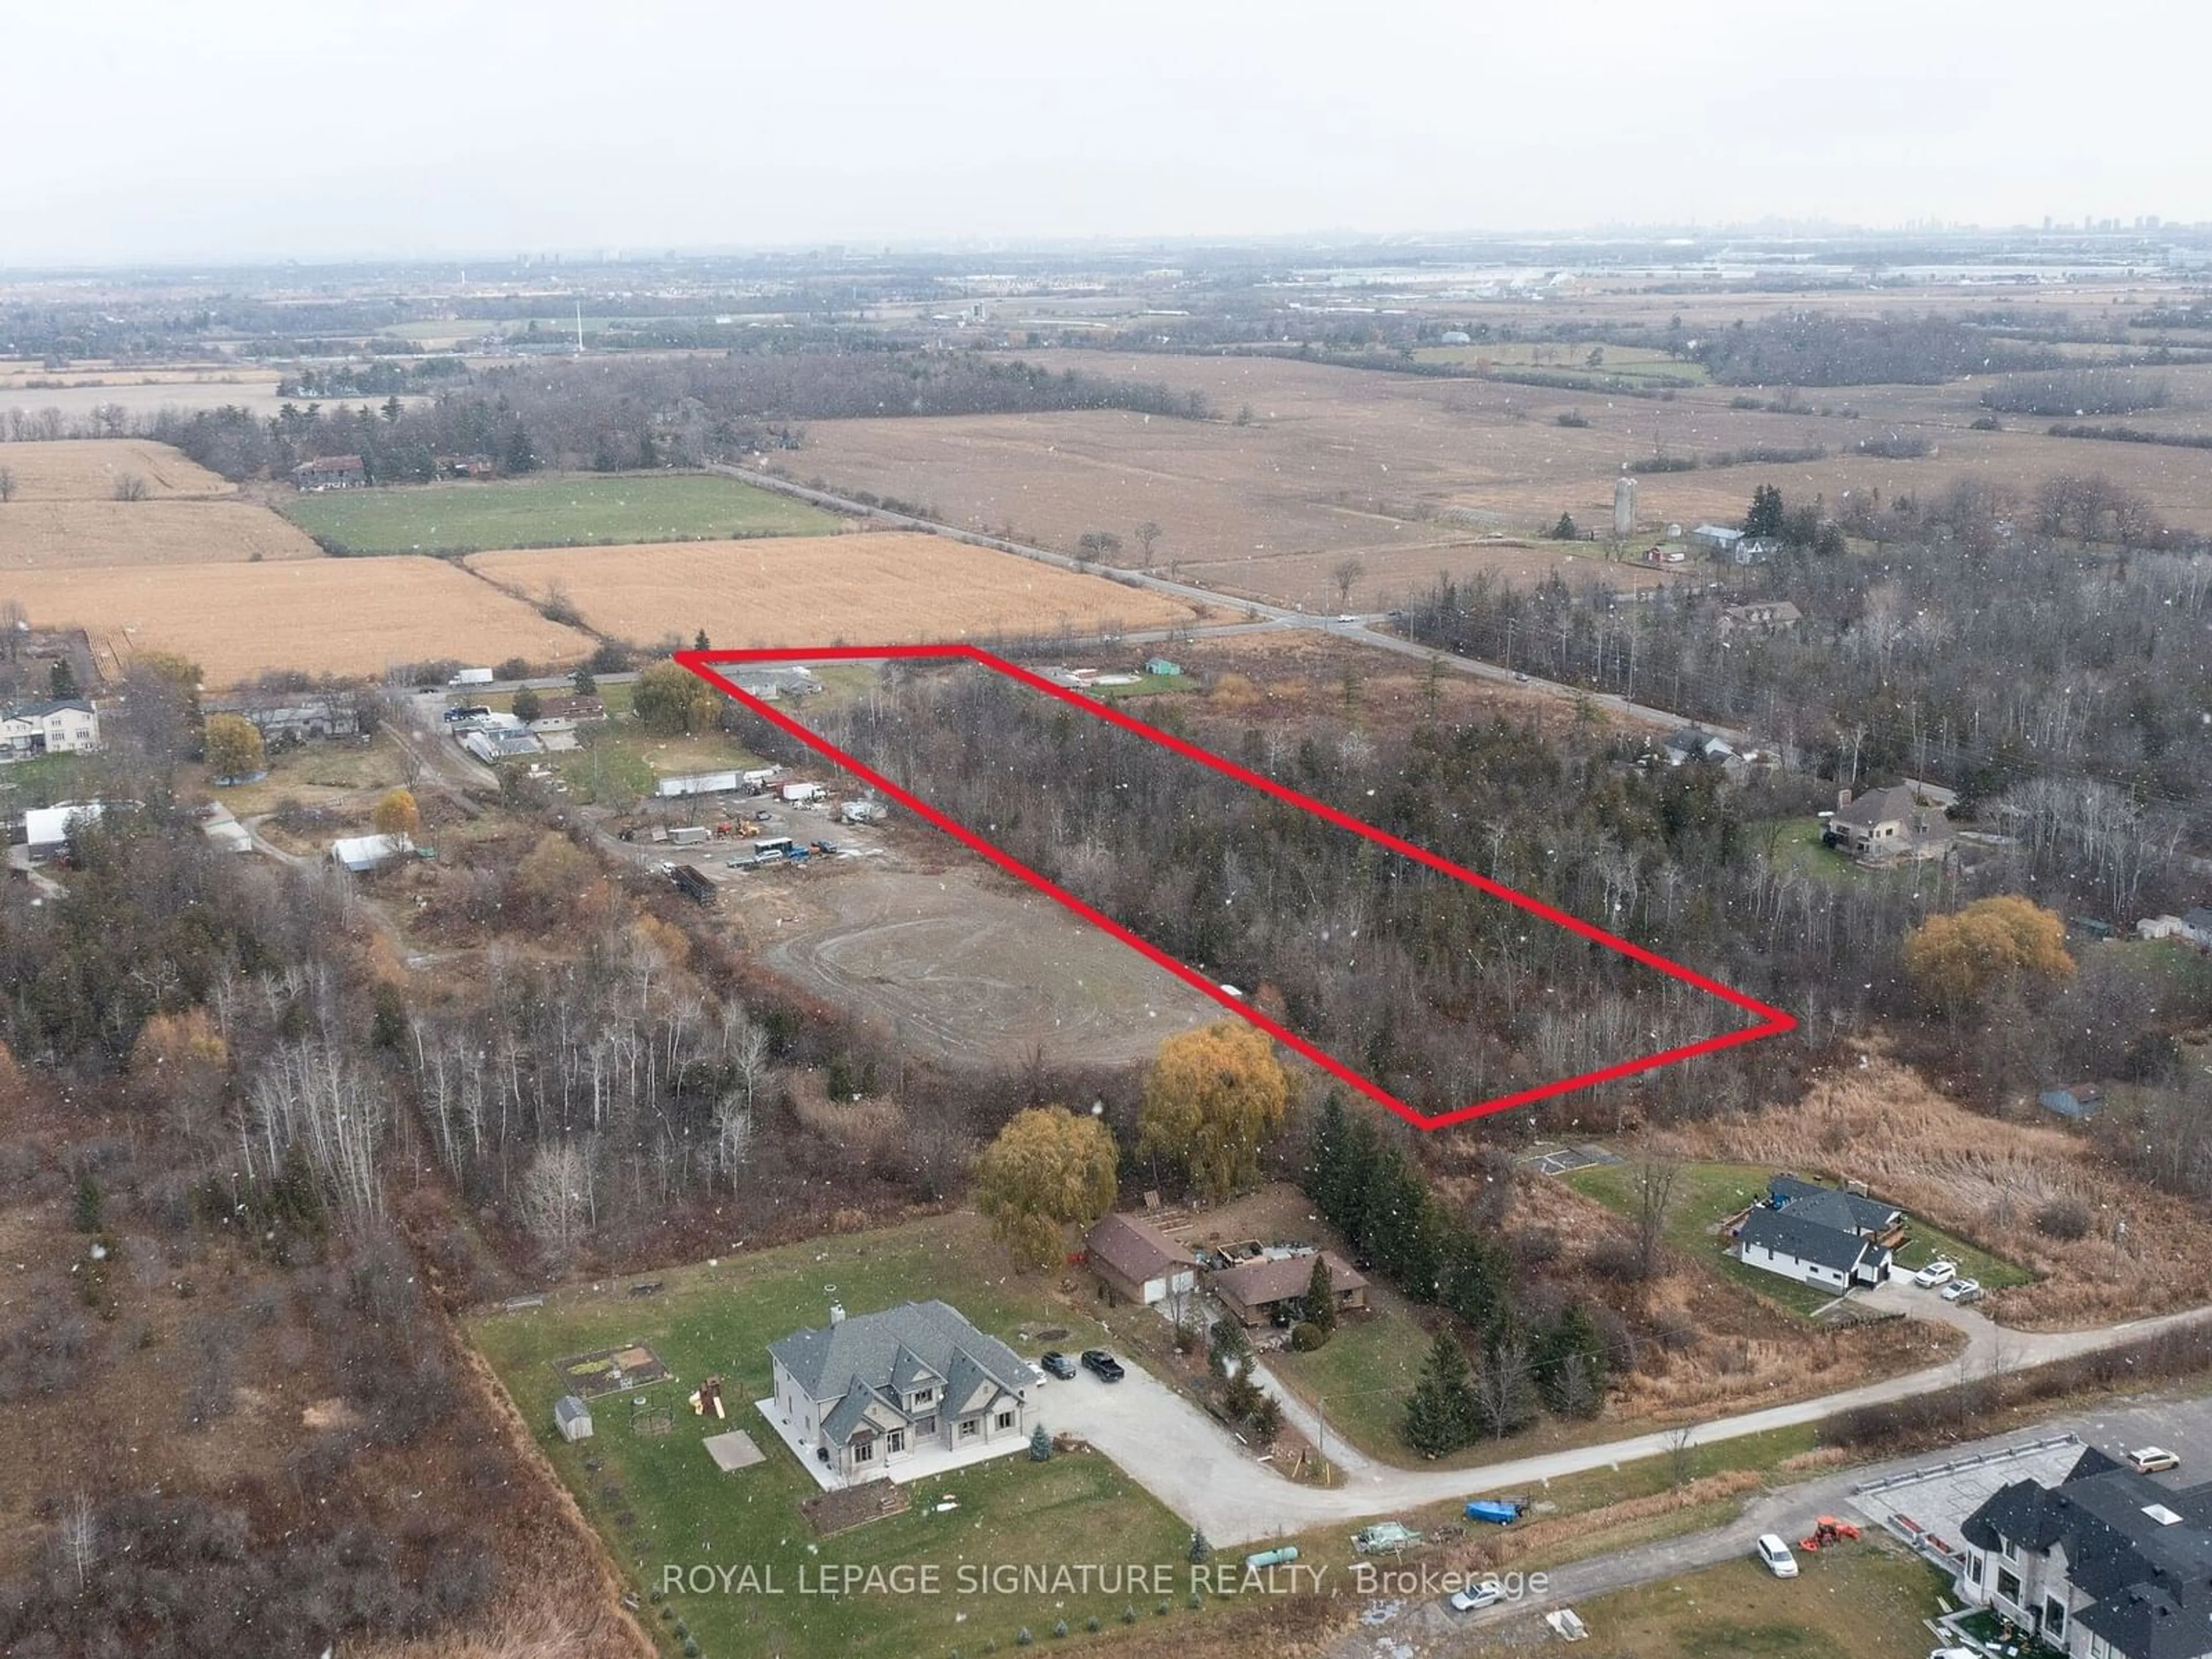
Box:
[1330,555,1365,611]
[1632,1157,1680,1283]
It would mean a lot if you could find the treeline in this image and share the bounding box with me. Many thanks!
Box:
[139,351,1210,483]
[1305,1097,1612,1443]
[2049,422,2212,453]
[1686,313,2063,385]
[1399,490,2212,829]
[800,663,1831,1126]
[1982,369,2170,416]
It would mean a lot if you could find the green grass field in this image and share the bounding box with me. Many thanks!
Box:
[1267,1309,1434,1462]
[468,1213,1204,1658]
[1550,1541,1948,1658]
[280,472,841,555]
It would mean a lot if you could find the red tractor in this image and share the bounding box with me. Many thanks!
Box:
[1798,1516,1861,1552]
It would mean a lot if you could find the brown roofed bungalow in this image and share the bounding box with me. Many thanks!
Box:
[1214,1251,1367,1328]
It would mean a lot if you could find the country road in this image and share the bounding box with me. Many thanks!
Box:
[1047,1291,2212,1549]
[704,463,1908,770]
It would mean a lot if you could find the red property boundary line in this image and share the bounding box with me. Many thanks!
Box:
[676,645,1794,1130]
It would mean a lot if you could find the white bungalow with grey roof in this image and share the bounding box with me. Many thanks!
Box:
[1736,1206,1892,1290]
[763,1300,1032,1486]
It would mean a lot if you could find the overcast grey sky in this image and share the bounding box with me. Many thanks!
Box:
[7,0,2208,266]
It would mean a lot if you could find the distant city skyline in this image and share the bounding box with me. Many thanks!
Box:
[6,0,2208,268]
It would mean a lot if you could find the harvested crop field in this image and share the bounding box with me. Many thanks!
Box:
[279,469,843,554]
[775,351,2212,597]
[0,438,233,498]
[3,558,592,685]
[465,531,1197,645]
[0,499,323,569]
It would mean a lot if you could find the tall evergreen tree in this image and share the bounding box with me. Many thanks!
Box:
[1304,1093,1349,1218]
[1305,1253,1337,1336]
[1402,1329,1477,1457]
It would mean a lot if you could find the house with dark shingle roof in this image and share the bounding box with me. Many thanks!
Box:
[1826,783,1955,862]
[1736,1206,1892,1290]
[1956,1445,2212,1658]
[1767,1174,1905,1238]
[764,1301,1032,1484]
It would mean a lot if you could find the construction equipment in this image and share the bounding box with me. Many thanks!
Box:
[1799,1516,1861,1551]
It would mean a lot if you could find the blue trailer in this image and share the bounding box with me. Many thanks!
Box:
[1465,1499,1522,1525]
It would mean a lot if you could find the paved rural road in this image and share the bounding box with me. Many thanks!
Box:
[709,461,1806,755]
[1359,1388,2212,1658]
[1047,1297,2212,1548]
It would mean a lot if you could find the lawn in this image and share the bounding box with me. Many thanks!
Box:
[280,471,842,555]
[1531,1541,1949,1659]
[1566,1160,2033,1315]
[203,733,409,817]
[549,719,772,808]
[0,751,96,810]
[467,1213,1203,1659]
[1267,1308,1434,1463]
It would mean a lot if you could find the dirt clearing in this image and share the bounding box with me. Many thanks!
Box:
[467,530,1196,646]
[729,850,1219,1067]
[4,558,592,685]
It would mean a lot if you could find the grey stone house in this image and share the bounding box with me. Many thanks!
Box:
[1957,1445,2212,1658]
[766,1300,1032,1484]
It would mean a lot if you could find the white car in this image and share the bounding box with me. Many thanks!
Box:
[2126,1447,2181,1474]
[1912,1259,1959,1289]
[1449,1582,1505,1612]
[1755,1533,1799,1578]
[1940,1277,1983,1303]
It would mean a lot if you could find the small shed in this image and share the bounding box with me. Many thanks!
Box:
[554,1394,593,1442]
[329,832,408,873]
[1144,658,1183,678]
[2039,1084,2104,1122]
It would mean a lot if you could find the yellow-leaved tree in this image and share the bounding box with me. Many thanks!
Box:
[372,787,421,845]
[1902,895,2074,1020]
[202,713,265,781]
[974,1107,1118,1270]
[1138,1020,1290,1203]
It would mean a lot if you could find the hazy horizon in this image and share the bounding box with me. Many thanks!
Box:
[7,0,2210,267]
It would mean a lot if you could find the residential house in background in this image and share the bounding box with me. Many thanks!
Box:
[433,453,498,479]
[1662,726,1737,766]
[290,454,367,490]
[1085,1212,1199,1307]
[1955,1444,2212,1658]
[763,1301,1032,1487]
[1717,600,1805,637]
[1825,785,1955,863]
[0,698,100,760]
[204,693,361,746]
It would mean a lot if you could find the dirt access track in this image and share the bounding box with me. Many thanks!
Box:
[725,843,1219,1068]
